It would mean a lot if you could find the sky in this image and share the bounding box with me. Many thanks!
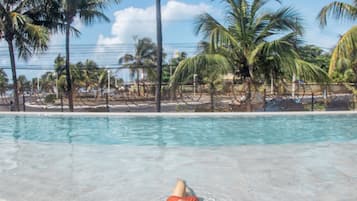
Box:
[0,0,354,80]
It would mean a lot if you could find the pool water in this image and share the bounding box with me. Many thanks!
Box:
[1,113,357,201]
[0,114,356,146]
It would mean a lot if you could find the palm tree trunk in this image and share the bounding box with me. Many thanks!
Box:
[7,40,20,111]
[247,78,252,112]
[209,82,215,112]
[136,70,141,96]
[65,18,74,112]
[155,0,163,112]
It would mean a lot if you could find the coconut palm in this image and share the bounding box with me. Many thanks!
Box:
[196,0,328,99]
[40,72,57,93]
[0,0,50,111]
[119,37,158,96]
[318,1,357,76]
[170,54,231,111]
[76,60,101,92]
[17,75,28,94]
[54,0,121,112]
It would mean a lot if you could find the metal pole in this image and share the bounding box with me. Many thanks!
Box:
[270,70,274,95]
[107,69,110,95]
[60,94,64,112]
[311,93,314,111]
[55,73,58,99]
[193,74,197,98]
[263,89,266,112]
[31,79,33,96]
[106,93,109,112]
[292,73,296,98]
[22,93,26,112]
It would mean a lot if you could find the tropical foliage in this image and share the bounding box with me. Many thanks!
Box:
[119,37,159,96]
[170,53,231,111]
[195,0,328,89]
[318,0,357,81]
[297,45,331,72]
[51,0,121,111]
[0,0,51,111]
[53,56,117,97]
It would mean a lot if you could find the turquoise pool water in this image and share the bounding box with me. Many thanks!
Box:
[0,114,356,146]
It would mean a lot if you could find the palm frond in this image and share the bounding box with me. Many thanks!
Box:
[170,54,231,86]
[195,13,239,50]
[293,59,330,82]
[79,9,110,25]
[318,1,357,27]
[329,25,357,75]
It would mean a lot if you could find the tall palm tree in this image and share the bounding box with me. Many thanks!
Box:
[54,0,121,112]
[119,37,158,96]
[0,0,50,111]
[196,0,327,98]
[318,1,357,76]
[155,0,163,112]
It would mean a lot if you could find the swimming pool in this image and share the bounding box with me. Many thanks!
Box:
[0,113,357,146]
[0,112,357,201]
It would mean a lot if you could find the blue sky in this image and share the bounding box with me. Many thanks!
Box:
[0,0,354,80]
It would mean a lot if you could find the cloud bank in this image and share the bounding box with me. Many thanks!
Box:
[97,0,211,46]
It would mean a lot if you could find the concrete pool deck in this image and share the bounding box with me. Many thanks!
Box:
[0,140,357,201]
[0,111,357,116]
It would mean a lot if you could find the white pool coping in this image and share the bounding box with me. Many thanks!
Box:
[0,111,356,117]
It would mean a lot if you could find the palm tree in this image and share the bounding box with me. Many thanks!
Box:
[0,0,50,111]
[76,60,101,92]
[54,0,121,112]
[170,54,231,111]
[196,0,327,102]
[155,0,163,112]
[119,37,158,96]
[17,75,28,94]
[318,1,357,76]
[165,51,188,82]
[40,72,57,93]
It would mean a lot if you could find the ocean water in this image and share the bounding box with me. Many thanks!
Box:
[0,114,356,146]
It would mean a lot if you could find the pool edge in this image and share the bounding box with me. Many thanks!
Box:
[0,111,356,117]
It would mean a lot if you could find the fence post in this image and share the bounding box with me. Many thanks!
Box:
[311,93,314,111]
[263,89,266,112]
[22,93,26,112]
[106,93,110,112]
[60,94,64,112]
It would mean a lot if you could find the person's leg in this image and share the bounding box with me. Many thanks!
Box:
[171,179,186,197]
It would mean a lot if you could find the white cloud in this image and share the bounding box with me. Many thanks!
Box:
[97,0,212,47]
